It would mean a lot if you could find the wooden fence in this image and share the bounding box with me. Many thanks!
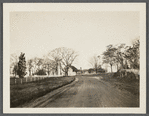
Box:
[10,76,48,85]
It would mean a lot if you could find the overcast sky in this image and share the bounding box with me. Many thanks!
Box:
[10,11,139,70]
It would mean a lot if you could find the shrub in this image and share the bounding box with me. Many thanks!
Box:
[36,69,46,75]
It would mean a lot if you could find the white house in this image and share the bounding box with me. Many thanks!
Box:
[68,67,76,76]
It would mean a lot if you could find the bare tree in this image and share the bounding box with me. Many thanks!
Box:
[31,57,39,75]
[10,53,18,76]
[48,47,78,76]
[12,64,18,77]
[89,55,101,73]
[43,55,55,75]
[31,57,46,75]
[27,59,34,76]
[48,49,62,75]
[37,58,44,70]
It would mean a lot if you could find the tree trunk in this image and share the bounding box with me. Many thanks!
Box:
[96,68,97,74]
[29,69,31,76]
[14,72,16,77]
[65,71,68,76]
[121,59,124,69]
[56,63,58,75]
[65,66,69,76]
[110,64,113,72]
[48,70,50,76]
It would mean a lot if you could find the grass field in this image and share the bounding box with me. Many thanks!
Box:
[100,73,139,96]
[10,76,75,107]
[81,72,139,96]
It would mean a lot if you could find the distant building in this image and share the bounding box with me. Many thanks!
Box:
[88,68,105,74]
[48,65,78,76]
[68,67,76,76]
[82,69,89,74]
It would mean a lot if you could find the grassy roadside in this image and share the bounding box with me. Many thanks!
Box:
[99,73,139,96]
[10,76,75,107]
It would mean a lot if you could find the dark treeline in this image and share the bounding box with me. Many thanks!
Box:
[89,38,140,73]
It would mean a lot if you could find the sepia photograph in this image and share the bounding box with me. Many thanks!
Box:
[3,3,146,114]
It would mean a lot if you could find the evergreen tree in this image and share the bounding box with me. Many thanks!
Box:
[17,52,26,78]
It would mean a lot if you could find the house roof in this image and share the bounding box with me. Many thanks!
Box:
[69,65,78,72]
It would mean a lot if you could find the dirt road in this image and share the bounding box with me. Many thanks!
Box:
[23,75,139,107]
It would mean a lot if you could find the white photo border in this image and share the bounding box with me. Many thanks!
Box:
[3,3,146,114]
